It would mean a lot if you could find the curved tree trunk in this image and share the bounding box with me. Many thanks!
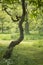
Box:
[3,0,26,59]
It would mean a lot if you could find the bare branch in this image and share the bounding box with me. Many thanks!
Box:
[11,15,21,22]
[4,8,12,16]
[3,6,21,22]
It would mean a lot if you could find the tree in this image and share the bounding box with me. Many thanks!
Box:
[1,0,26,59]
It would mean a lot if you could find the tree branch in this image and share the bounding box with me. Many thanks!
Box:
[3,7,21,22]
[4,8,11,16]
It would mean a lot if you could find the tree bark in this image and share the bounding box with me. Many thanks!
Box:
[3,0,26,59]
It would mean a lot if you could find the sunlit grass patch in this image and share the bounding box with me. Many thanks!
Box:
[0,34,11,40]
[0,40,43,65]
[0,34,43,40]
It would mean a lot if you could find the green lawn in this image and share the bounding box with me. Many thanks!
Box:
[0,40,43,65]
[0,34,43,40]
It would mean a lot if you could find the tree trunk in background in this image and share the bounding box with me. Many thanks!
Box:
[3,0,26,59]
[2,22,4,33]
[25,2,30,34]
[25,21,29,34]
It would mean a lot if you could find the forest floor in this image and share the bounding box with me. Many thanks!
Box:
[0,40,43,65]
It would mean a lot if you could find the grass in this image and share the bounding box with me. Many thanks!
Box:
[0,40,43,65]
[0,33,43,40]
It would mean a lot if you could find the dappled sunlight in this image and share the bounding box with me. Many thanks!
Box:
[21,40,41,46]
[0,39,43,46]
[0,40,40,47]
[21,41,34,46]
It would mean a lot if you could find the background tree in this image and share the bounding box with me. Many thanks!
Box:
[0,17,4,33]
[25,2,30,34]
